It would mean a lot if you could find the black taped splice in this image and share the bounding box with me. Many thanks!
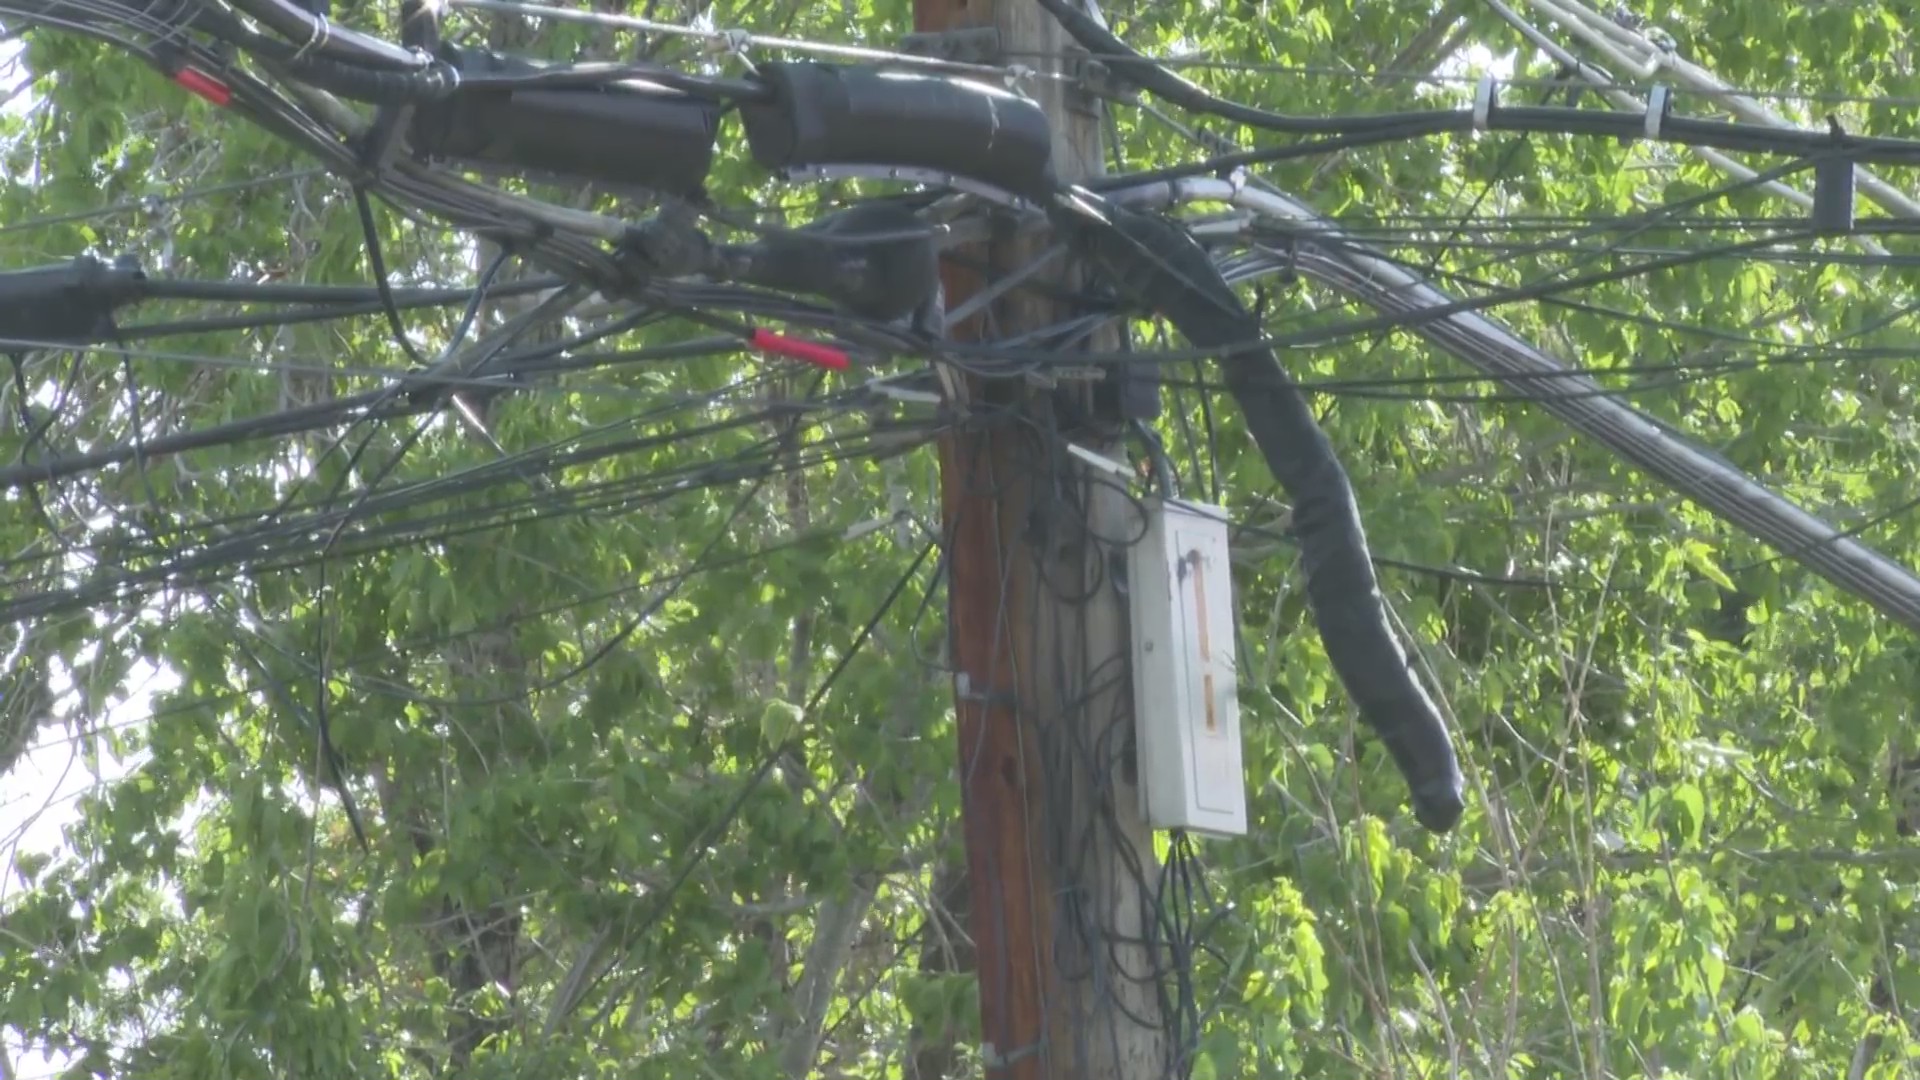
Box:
[739,62,1056,202]
[728,203,939,322]
[0,255,147,348]
[1064,198,1468,833]
[409,45,721,198]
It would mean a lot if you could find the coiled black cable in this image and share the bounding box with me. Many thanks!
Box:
[1057,193,1468,833]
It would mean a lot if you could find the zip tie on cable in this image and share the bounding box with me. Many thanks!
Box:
[290,13,332,63]
[749,327,850,371]
[1645,84,1671,140]
[1472,76,1498,133]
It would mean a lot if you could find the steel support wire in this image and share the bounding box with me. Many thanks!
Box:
[1477,0,1891,258]
[1514,0,1920,222]
[1110,176,1920,632]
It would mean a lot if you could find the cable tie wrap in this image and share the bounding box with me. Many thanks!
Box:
[1645,83,1671,141]
[1472,75,1497,133]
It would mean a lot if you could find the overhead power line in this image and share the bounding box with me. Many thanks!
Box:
[1107,175,1920,632]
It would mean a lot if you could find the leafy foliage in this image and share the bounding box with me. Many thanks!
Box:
[3,0,1918,1078]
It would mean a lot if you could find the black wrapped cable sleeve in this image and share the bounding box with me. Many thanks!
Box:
[1065,198,1467,832]
[0,254,147,346]
[225,0,425,70]
[738,62,1057,202]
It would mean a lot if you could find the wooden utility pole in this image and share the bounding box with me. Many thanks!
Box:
[917,0,1167,1077]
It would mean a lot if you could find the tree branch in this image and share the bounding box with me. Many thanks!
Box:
[778,881,881,1080]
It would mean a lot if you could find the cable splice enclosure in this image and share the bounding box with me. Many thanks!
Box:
[739,62,1056,202]
[1062,196,1468,833]
[730,204,939,321]
[409,45,722,198]
[0,255,147,347]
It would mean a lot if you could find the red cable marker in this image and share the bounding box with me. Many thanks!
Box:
[749,327,850,371]
[172,68,233,107]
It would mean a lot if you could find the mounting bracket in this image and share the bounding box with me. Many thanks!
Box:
[1062,44,1134,116]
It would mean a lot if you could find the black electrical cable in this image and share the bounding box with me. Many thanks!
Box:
[0,389,918,624]
[952,223,1817,369]
[1060,194,1467,833]
[6,394,749,582]
[1035,0,1453,137]
[290,242,520,579]
[454,60,769,104]
[1043,0,1920,167]
[0,316,754,491]
[232,634,371,850]
[137,273,567,306]
[32,0,1908,825]
[5,518,865,745]
[223,0,425,70]
[116,276,565,340]
[582,531,939,1007]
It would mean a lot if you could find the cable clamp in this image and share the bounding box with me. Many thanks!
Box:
[954,673,1016,708]
[1644,83,1671,141]
[711,26,755,71]
[1472,76,1498,133]
[290,12,333,64]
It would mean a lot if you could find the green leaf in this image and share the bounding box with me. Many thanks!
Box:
[758,698,805,750]
[1672,783,1707,845]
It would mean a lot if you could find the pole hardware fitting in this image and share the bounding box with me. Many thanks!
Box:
[1063,43,1133,115]
[980,1040,1046,1070]
[898,26,1005,65]
[954,673,1018,710]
